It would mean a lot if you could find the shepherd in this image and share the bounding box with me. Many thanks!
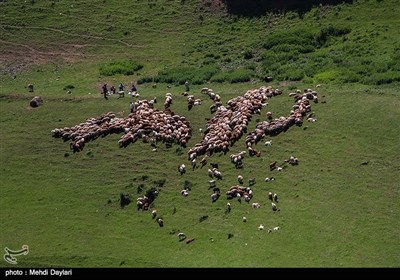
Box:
[102,83,108,100]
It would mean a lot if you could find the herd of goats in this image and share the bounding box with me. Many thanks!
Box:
[51,85,320,238]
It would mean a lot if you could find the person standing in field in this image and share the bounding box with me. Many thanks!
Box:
[129,101,135,113]
[102,83,108,100]
[118,83,125,98]
[184,80,190,91]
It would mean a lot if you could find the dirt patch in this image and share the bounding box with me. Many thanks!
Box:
[0,41,86,75]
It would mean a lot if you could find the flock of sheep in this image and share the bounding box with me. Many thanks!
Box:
[51,84,320,241]
[51,98,192,152]
[186,86,279,161]
[171,86,319,238]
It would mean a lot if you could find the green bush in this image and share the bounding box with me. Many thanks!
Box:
[210,69,255,83]
[362,71,400,85]
[229,69,255,83]
[209,72,228,83]
[99,59,143,76]
[339,70,360,83]
[154,65,219,85]
[315,25,351,46]
[137,76,153,84]
[313,70,342,83]
[263,29,316,50]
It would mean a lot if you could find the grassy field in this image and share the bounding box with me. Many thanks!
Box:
[0,0,399,268]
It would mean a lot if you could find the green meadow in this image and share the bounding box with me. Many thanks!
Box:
[0,0,399,267]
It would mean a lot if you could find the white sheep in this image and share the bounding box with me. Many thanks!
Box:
[258,224,264,230]
[252,202,261,209]
[273,226,280,231]
[243,217,247,222]
[181,189,189,197]
[264,140,272,146]
[237,175,244,184]
[177,232,186,241]
[211,193,220,202]
[213,169,222,180]
[178,164,186,175]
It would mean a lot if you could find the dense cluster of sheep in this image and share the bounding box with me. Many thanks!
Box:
[187,86,275,161]
[51,99,192,152]
[230,151,246,169]
[226,185,254,203]
[245,89,318,148]
[186,95,202,111]
[201,87,223,114]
